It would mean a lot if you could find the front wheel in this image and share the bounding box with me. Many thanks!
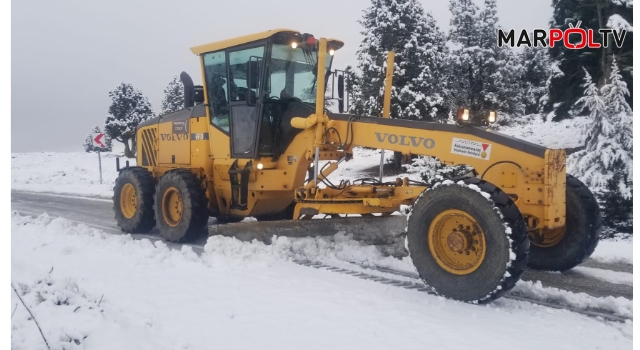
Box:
[527,175,601,271]
[406,178,529,303]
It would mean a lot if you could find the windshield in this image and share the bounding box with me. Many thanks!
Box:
[267,43,333,104]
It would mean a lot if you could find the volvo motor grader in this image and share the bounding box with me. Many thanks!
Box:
[113,29,601,303]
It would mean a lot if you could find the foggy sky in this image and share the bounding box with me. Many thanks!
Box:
[12,0,551,152]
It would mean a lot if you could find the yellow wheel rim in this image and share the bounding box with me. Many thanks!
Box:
[530,226,566,248]
[161,187,183,227]
[120,183,137,219]
[428,209,486,275]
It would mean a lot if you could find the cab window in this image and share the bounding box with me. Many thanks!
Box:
[203,50,229,132]
[228,46,265,103]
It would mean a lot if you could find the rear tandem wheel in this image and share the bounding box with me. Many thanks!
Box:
[154,169,209,242]
[113,167,156,233]
[527,175,601,271]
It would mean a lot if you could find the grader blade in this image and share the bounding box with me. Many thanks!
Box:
[208,216,408,258]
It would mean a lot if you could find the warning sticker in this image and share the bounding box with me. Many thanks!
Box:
[451,138,492,160]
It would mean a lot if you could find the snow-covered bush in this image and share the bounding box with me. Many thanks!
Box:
[12,274,105,349]
[404,156,474,186]
[567,59,633,234]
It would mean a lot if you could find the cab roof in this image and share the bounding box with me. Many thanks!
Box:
[190,29,344,55]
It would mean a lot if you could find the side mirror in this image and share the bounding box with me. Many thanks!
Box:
[193,86,204,104]
[246,61,259,90]
[337,75,345,113]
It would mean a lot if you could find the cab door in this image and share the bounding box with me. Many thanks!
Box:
[227,45,265,159]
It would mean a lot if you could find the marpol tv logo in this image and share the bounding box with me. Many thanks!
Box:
[498,21,628,49]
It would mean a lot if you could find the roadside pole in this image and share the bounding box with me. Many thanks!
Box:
[92,133,106,185]
[98,151,103,184]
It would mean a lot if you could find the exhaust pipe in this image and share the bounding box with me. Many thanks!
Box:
[180,71,194,109]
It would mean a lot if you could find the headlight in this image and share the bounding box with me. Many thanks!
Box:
[488,111,497,123]
[457,108,470,122]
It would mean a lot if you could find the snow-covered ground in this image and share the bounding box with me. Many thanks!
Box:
[11,151,135,199]
[497,114,590,150]
[11,214,632,350]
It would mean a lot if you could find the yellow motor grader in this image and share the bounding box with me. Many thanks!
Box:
[113,29,601,303]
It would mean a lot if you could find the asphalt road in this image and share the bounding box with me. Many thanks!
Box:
[11,190,632,300]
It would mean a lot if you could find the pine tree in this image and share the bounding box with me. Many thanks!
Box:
[352,0,449,121]
[545,0,633,120]
[446,0,481,117]
[83,125,113,152]
[104,82,154,158]
[447,0,522,121]
[519,45,552,115]
[161,75,184,115]
[344,65,366,115]
[567,60,632,233]
[493,47,526,117]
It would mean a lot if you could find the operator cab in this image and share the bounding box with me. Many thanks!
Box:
[190,29,344,160]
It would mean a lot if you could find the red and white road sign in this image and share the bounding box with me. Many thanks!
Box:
[92,133,105,148]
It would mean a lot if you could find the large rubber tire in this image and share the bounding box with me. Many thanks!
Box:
[406,178,529,303]
[154,169,209,242]
[527,175,601,271]
[113,167,156,233]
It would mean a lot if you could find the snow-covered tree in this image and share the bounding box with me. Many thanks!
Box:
[344,65,365,115]
[519,45,552,115]
[161,75,184,115]
[567,59,632,233]
[447,0,522,121]
[352,0,449,121]
[83,125,112,152]
[446,0,480,116]
[104,82,154,158]
[545,0,633,119]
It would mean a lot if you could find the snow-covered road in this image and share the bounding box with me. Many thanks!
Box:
[11,211,632,350]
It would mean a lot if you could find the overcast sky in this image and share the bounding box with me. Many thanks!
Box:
[12,0,551,152]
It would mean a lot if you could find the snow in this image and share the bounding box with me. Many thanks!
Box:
[572,266,633,286]
[607,14,633,32]
[11,213,633,349]
[497,114,589,150]
[12,151,135,199]
[510,280,633,319]
[590,235,633,264]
